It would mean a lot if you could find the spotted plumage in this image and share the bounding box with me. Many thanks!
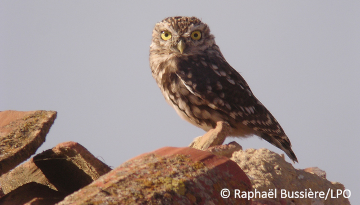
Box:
[149,16,298,162]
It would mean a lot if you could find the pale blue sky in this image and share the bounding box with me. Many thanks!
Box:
[1,1,359,203]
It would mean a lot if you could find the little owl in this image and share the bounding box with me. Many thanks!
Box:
[149,16,297,162]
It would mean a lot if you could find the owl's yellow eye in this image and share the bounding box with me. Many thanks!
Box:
[161,31,172,40]
[191,31,202,40]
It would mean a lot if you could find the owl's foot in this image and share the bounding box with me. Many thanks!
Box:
[206,141,242,158]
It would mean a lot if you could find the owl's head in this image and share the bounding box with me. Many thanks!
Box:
[150,16,215,56]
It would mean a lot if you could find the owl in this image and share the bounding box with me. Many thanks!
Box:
[149,16,298,163]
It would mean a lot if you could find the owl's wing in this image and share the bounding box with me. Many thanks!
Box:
[175,54,285,136]
[176,55,261,117]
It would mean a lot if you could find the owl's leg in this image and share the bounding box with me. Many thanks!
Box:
[189,121,242,158]
[189,121,230,150]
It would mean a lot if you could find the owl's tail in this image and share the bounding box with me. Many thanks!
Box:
[261,133,298,163]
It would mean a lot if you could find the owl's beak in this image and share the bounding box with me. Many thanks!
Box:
[177,40,186,54]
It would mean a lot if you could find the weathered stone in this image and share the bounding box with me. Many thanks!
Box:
[0,182,65,205]
[0,184,4,198]
[251,199,286,205]
[304,167,326,179]
[0,110,57,175]
[231,148,350,205]
[58,147,252,205]
[0,141,111,196]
